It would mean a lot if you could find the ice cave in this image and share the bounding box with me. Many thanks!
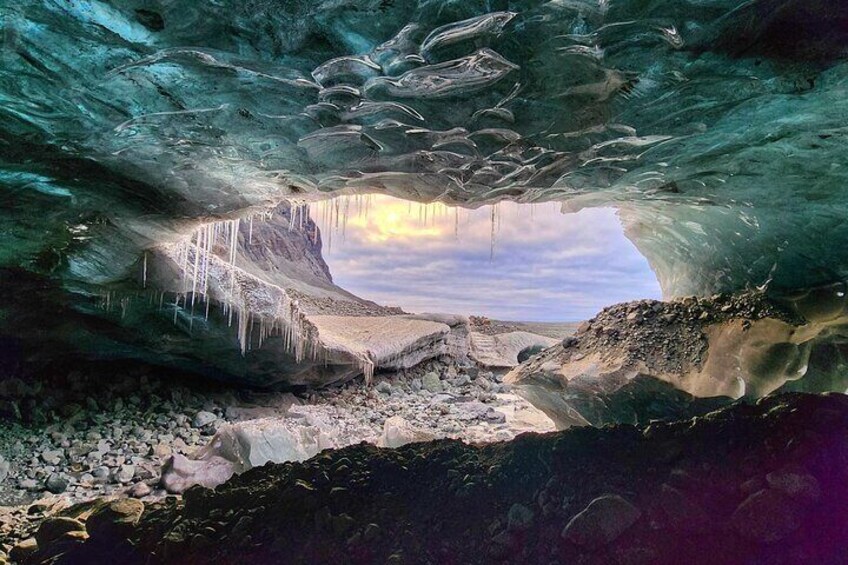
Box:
[2,0,848,563]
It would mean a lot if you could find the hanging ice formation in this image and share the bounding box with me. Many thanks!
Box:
[150,204,379,379]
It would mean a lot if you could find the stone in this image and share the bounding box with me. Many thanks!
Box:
[375,381,393,395]
[128,482,152,498]
[363,523,381,542]
[40,449,63,466]
[562,495,642,549]
[152,443,172,459]
[0,455,9,483]
[484,408,507,424]
[731,489,800,543]
[160,453,238,495]
[765,468,821,503]
[35,517,86,547]
[19,478,39,491]
[658,484,710,532]
[87,498,145,541]
[507,503,534,531]
[115,464,136,484]
[91,466,110,482]
[422,372,443,393]
[10,538,38,563]
[380,416,436,449]
[45,473,69,494]
[193,410,218,428]
[451,374,470,387]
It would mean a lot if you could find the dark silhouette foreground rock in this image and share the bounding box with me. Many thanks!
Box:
[22,393,848,564]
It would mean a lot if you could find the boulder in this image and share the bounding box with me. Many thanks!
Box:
[161,415,340,493]
[10,538,38,563]
[161,453,237,494]
[35,517,86,547]
[766,468,821,503]
[115,464,136,484]
[562,495,641,549]
[380,416,435,449]
[731,489,800,543]
[128,482,152,498]
[87,498,145,541]
[375,381,394,395]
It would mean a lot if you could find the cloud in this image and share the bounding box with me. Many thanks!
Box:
[314,196,661,321]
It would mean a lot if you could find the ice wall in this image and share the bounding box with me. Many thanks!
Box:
[1,0,848,374]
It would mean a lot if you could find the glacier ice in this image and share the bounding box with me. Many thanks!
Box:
[2,0,848,385]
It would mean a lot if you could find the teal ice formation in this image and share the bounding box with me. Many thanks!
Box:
[1,0,847,385]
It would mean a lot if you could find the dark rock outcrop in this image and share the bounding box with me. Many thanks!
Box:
[507,290,848,429]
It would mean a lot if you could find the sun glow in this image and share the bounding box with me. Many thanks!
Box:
[313,195,458,244]
[349,202,448,242]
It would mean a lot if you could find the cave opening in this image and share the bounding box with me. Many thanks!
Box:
[312,194,662,322]
[4,0,848,560]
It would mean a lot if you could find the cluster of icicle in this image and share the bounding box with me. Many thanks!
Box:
[159,205,378,380]
[155,212,312,357]
[309,192,514,258]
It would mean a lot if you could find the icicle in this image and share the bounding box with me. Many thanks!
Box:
[142,252,148,288]
[490,205,496,260]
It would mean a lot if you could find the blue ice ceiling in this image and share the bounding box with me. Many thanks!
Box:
[1,0,848,361]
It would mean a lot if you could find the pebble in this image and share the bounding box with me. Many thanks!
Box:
[40,450,63,466]
[18,479,39,491]
[10,538,38,562]
[507,503,534,531]
[422,373,443,393]
[193,411,218,428]
[375,382,393,395]
[115,464,136,484]
[128,482,152,498]
[45,473,69,494]
[0,359,550,549]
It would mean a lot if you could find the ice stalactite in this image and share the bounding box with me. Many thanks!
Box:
[155,209,365,373]
[309,193,512,255]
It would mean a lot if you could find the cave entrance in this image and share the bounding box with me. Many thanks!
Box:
[312,194,662,324]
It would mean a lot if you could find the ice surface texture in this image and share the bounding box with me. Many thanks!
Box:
[1,0,848,375]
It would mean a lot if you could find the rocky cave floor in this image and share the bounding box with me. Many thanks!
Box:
[6,392,848,564]
[0,357,552,559]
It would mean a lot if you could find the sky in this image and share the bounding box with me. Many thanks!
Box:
[312,195,661,322]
